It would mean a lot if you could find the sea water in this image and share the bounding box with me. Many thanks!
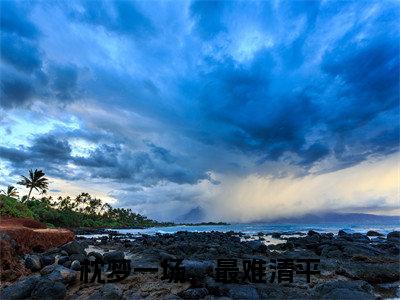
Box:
[114,222,400,236]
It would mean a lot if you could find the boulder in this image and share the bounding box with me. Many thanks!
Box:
[313,279,375,299]
[178,288,208,299]
[63,261,71,268]
[158,250,176,262]
[226,284,260,299]
[243,240,268,252]
[100,283,123,300]
[87,251,103,261]
[387,231,400,242]
[308,230,319,236]
[320,244,342,258]
[57,256,69,265]
[0,274,40,299]
[351,233,370,243]
[181,260,214,280]
[366,230,383,237]
[271,233,281,239]
[41,265,77,284]
[25,254,42,271]
[322,288,374,299]
[70,253,86,262]
[31,278,66,300]
[60,240,84,255]
[340,243,386,257]
[71,260,81,271]
[336,262,400,283]
[41,255,56,267]
[103,251,125,263]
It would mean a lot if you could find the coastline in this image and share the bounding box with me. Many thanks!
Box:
[1,221,399,299]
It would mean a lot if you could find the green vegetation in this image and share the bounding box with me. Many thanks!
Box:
[0,194,172,228]
[0,195,36,219]
[0,169,173,228]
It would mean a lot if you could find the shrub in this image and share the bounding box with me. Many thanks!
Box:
[0,195,36,219]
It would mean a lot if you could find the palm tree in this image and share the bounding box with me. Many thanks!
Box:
[17,169,49,202]
[0,186,19,198]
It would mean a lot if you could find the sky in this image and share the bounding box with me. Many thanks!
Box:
[0,0,399,222]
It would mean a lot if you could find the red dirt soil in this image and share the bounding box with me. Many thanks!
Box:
[0,217,75,253]
[0,217,75,282]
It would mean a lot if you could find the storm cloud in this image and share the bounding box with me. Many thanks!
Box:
[0,0,398,220]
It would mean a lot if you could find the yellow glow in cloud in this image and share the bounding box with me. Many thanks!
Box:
[205,153,399,222]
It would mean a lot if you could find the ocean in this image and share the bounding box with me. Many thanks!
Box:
[114,222,400,236]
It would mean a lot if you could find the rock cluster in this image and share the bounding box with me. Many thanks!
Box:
[1,230,399,299]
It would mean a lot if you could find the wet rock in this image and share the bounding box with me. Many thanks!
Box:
[57,256,69,265]
[0,274,40,299]
[63,261,71,268]
[41,265,77,284]
[31,278,66,300]
[336,261,400,283]
[308,230,319,236]
[387,231,400,242]
[375,242,400,256]
[313,279,375,299]
[61,240,84,255]
[41,255,56,267]
[97,283,123,300]
[271,233,281,239]
[320,245,342,258]
[226,284,260,299]
[87,251,103,261]
[71,260,81,271]
[158,250,176,262]
[366,230,383,237]
[25,254,42,271]
[178,288,208,299]
[351,233,370,243]
[70,253,86,262]
[243,240,268,252]
[79,240,89,249]
[181,260,214,280]
[323,288,374,299]
[103,251,125,263]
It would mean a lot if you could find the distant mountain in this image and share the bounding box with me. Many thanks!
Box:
[260,212,400,224]
[175,206,205,223]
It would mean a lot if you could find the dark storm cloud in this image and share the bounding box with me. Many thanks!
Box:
[0,62,80,108]
[0,71,35,108]
[0,134,71,165]
[0,2,81,108]
[0,130,210,186]
[0,0,399,186]
[48,64,79,101]
[72,143,210,185]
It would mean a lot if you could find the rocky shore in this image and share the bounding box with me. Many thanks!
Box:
[1,229,399,299]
